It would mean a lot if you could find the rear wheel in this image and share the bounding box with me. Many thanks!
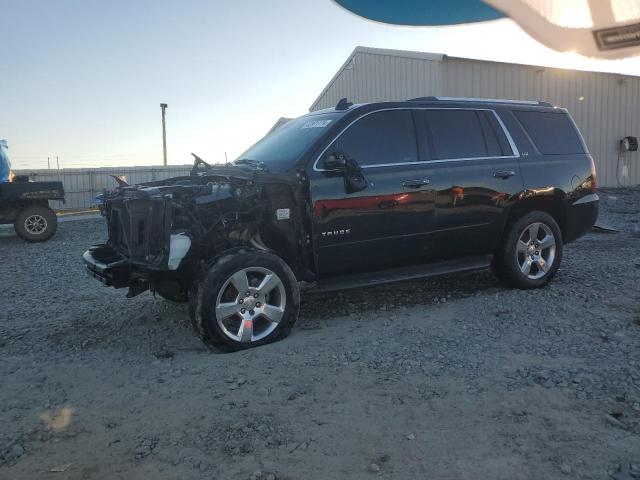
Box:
[189,251,300,351]
[493,211,563,289]
[14,205,57,242]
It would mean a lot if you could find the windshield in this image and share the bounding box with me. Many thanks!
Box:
[236,112,341,169]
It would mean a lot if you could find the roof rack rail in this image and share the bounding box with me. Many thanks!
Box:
[408,96,553,107]
[409,96,438,102]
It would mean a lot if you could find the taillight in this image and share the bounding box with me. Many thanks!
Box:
[590,157,597,193]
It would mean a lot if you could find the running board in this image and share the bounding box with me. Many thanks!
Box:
[313,255,492,292]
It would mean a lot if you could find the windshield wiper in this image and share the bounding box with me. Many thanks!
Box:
[190,153,213,176]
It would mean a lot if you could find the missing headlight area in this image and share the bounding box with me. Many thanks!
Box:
[86,157,308,300]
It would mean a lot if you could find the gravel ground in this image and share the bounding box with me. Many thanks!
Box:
[1,188,639,480]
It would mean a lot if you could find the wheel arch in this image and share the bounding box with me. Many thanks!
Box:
[17,199,51,209]
[505,189,568,241]
[204,245,301,282]
[0,199,50,222]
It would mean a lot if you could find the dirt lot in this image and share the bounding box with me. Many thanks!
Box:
[1,188,639,480]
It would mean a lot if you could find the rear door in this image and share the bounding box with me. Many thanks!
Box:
[309,109,440,277]
[416,108,524,258]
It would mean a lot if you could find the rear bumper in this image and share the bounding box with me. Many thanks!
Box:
[565,193,599,242]
[83,244,131,288]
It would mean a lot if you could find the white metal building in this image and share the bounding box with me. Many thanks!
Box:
[310,46,640,187]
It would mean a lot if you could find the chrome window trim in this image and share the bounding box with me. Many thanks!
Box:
[312,107,520,172]
[359,155,520,169]
[491,109,520,157]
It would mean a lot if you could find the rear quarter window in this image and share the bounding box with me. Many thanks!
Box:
[513,110,585,155]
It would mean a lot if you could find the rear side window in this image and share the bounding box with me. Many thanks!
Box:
[336,110,417,166]
[421,110,511,160]
[513,110,585,155]
[483,111,514,156]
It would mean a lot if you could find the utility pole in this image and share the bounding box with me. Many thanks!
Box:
[160,103,168,166]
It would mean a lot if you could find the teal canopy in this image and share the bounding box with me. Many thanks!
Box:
[334,0,504,26]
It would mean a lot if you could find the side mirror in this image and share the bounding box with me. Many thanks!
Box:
[323,153,347,171]
[322,152,368,193]
[345,171,368,193]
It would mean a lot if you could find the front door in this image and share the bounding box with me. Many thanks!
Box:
[309,109,440,278]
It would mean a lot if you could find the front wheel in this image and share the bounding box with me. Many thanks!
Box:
[493,211,563,289]
[14,205,58,242]
[189,250,300,351]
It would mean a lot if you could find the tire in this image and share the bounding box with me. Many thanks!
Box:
[189,250,300,352]
[493,211,563,289]
[153,280,189,303]
[14,205,58,242]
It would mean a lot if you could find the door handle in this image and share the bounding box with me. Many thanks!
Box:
[493,170,516,179]
[402,179,430,188]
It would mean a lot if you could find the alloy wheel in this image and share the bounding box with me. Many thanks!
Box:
[24,214,48,235]
[516,222,556,280]
[215,267,286,343]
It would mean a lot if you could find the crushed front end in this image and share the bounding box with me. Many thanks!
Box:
[83,170,272,298]
[83,187,175,293]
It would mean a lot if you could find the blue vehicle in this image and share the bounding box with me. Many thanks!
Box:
[0,139,11,183]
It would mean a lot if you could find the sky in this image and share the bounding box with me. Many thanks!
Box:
[2,0,640,170]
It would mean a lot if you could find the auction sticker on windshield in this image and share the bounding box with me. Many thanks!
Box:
[301,120,332,129]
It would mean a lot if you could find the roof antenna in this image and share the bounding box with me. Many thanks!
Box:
[335,97,353,110]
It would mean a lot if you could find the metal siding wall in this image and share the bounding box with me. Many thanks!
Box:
[312,52,445,108]
[12,165,192,211]
[312,52,640,186]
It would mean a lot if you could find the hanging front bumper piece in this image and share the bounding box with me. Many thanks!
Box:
[83,188,182,290]
[83,244,131,288]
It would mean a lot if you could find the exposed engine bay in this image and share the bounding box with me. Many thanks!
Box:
[87,157,313,298]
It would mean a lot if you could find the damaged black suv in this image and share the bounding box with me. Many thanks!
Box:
[84,97,598,351]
